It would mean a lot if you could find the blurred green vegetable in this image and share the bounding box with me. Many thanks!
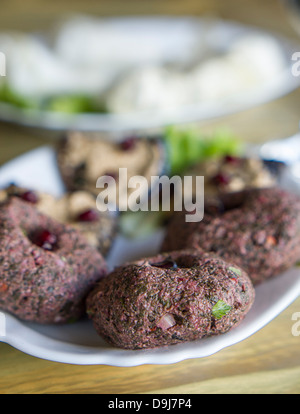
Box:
[44,94,107,114]
[0,82,107,114]
[0,82,38,109]
[163,125,243,174]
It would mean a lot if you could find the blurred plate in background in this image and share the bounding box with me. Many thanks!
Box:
[0,16,299,132]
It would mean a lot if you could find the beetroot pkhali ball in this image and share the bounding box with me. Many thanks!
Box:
[161,187,300,285]
[0,197,107,323]
[86,249,254,349]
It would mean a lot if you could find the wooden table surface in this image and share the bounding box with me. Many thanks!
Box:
[0,0,300,394]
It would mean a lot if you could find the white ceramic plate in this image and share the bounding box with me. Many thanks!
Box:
[0,146,299,366]
[0,17,300,132]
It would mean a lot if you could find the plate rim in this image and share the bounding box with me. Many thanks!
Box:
[1,270,300,366]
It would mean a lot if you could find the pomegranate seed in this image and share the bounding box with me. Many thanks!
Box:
[223,155,240,164]
[34,230,57,251]
[19,190,39,204]
[119,137,136,151]
[212,173,230,186]
[77,209,99,222]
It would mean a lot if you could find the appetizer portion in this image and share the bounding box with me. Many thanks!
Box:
[0,184,117,257]
[162,187,300,285]
[86,249,255,349]
[184,155,277,200]
[56,131,167,210]
[0,197,107,324]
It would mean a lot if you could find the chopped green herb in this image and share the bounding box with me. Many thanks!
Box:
[228,266,242,276]
[163,125,243,174]
[0,82,39,109]
[43,94,107,114]
[0,82,108,114]
[212,300,232,320]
